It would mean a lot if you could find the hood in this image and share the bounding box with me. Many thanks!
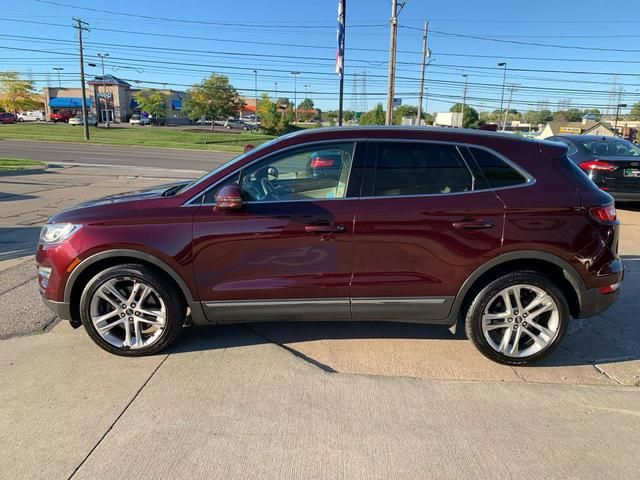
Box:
[74,181,191,208]
[47,180,192,224]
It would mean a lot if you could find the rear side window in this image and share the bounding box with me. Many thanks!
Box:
[469,147,528,188]
[373,142,474,196]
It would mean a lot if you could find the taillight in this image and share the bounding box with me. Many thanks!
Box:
[589,204,617,223]
[310,157,335,168]
[579,160,618,172]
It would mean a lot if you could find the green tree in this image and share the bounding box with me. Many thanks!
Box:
[359,103,385,125]
[392,105,418,125]
[553,108,583,122]
[343,110,355,122]
[257,93,291,135]
[297,98,316,122]
[0,71,40,112]
[629,101,640,120]
[183,73,244,129]
[132,89,167,121]
[450,103,479,128]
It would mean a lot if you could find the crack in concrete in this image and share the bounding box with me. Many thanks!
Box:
[67,354,171,479]
[593,365,624,385]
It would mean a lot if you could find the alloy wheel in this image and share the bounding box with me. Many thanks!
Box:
[481,284,560,358]
[89,276,167,350]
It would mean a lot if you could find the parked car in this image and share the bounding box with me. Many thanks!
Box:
[0,112,17,124]
[224,118,253,131]
[17,110,45,122]
[50,110,75,123]
[68,115,98,127]
[547,135,640,202]
[37,127,622,364]
[129,114,150,126]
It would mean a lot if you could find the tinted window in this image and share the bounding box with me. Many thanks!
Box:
[579,139,640,157]
[373,142,473,196]
[548,137,578,156]
[469,147,527,188]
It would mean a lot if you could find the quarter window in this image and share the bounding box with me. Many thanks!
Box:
[372,142,474,196]
[469,147,528,188]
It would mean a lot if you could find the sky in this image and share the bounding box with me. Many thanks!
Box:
[3,0,640,115]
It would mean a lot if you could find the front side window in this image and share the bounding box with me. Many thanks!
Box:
[205,142,355,203]
[469,147,528,188]
[372,142,474,196]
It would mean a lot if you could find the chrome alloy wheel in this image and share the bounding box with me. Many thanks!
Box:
[481,284,560,358]
[89,277,167,349]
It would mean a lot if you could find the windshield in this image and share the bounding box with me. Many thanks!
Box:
[176,137,281,195]
[580,138,640,157]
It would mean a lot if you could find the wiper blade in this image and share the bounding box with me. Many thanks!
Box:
[162,183,189,197]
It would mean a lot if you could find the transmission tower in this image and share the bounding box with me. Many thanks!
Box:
[360,70,368,112]
[349,72,358,112]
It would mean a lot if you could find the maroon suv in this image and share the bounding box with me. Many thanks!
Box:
[37,127,623,364]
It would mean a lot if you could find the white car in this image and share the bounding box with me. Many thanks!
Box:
[17,111,45,122]
[68,115,98,127]
[129,114,150,125]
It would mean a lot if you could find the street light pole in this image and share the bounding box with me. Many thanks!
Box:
[461,74,468,128]
[614,103,627,136]
[498,62,507,131]
[97,53,110,128]
[53,67,64,88]
[291,71,301,123]
[253,69,258,122]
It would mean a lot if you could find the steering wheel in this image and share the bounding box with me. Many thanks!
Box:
[260,177,279,200]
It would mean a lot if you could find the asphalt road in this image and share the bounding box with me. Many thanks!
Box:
[0,139,235,172]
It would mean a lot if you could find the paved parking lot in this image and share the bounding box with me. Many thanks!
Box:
[1,161,639,479]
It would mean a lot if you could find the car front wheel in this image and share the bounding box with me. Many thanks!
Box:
[79,264,186,356]
[465,271,569,365]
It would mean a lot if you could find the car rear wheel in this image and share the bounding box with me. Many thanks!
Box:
[465,271,569,365]
[79,264,186,356]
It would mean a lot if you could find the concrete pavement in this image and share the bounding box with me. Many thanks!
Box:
[0,139,235,171]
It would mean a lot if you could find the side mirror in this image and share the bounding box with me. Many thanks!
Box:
[214,184,243,212]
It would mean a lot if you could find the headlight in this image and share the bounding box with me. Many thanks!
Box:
[39,223,82,245]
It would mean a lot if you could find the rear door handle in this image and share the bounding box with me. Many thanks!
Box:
[452,219,495,230]
[305,224,346,234]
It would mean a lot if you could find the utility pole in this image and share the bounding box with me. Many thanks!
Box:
[461,74,468,128]
[498,62,507,130]
[385,0,400,125]
[53,67,63,88]
[97,53,110,128]
[291,71,301,123]
[503,84,515,131]
[274,82,278,101]
[416,20,428,126]
[253,69,258,121]
[614,103,627,136]
[74,18,90,141]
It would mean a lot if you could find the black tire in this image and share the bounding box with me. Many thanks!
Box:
[79,263,186,356]
[464,271,570,366]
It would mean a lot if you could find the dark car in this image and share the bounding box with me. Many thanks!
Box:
[37,127,622,365]
[547,135,640,202]
[0,112,17,124]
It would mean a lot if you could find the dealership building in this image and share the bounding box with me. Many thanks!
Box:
[43,75,188,124]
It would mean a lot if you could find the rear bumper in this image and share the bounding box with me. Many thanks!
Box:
[577,287,620,318]
[609,191,640,202]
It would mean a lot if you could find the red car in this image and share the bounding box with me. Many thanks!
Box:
[0,112,17,124]
[36,127,623,364]
[49,110,75,123]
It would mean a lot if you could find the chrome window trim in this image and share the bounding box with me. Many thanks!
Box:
[183,138,364,207]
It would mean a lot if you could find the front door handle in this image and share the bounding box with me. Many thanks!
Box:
[305,224,346,234]
[452,219,495,230]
